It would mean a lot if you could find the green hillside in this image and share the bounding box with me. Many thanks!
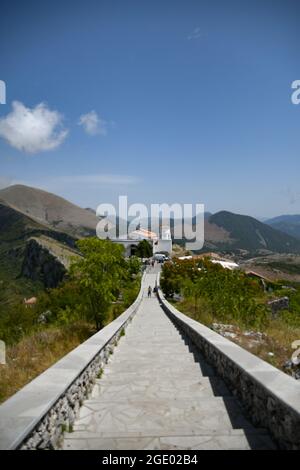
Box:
[208,211,300,254]
[266,215,300,240]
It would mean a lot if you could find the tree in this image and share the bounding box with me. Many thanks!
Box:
[70,238,128,330]
[135,239,153,258]
[127,256,141,276]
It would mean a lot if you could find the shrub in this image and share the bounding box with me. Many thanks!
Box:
[161,258,269,329]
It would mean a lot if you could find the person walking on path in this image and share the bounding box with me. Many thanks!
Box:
[148,285,152,298]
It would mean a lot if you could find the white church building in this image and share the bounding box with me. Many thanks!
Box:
[112,226,172,257]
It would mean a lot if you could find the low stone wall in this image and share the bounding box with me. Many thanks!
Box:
[157,278,300,450]
[0,275,145,450]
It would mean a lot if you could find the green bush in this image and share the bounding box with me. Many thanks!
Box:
[135,240,153,258]
[0,303,40,345]
[161,258,269,329]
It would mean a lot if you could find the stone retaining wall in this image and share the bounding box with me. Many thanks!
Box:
[0,275,145,450]
[157,277,300,450]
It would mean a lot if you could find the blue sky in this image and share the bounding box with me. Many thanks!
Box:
[0,0,300,217]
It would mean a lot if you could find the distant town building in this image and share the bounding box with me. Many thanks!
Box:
[211,259,239,270]
[153,226,172,255]
[129,228,157,241]
[111,226,172,257]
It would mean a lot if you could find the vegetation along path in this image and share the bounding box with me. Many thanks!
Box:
[63,268,276,450]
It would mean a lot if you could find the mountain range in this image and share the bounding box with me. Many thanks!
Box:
[265,214,300,240]
[1,184,300,256]
[205,211,300,254]
[1,184,300,304]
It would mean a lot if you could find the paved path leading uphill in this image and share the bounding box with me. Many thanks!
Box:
[63,269,275,450]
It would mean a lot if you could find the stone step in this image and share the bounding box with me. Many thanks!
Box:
[68,396,270,439]
[109,352,199,364]
[91,375,231,400]
[121,340,188,347]
[123,334,184,340]
[100,368,216,384]
[102,361,212,377]
[108,359,199,369]
[116,342,190,351]
[103,358,215,376]
[63,432,276,450]
[122,339,185,343]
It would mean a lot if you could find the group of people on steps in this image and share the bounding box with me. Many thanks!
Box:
[148,282,158,298]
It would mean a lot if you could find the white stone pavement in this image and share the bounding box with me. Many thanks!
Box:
[63,268,276,450]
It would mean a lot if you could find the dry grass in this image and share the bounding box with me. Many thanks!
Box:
[174,298,300,373]
[231,323,300,370]
[0,322,95,404]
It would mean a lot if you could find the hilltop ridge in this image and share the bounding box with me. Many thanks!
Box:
[0,185,98,237]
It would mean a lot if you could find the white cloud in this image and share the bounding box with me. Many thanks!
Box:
[52,174,140,185]
[0,101,68,154]
[15,174,140,192]
[78,110,108,136]
[187,27,202,40]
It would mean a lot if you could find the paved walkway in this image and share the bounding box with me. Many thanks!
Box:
[63,269,275,450]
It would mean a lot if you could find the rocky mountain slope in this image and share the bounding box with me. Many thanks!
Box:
[0,202,79,303]
[0,185,98,237]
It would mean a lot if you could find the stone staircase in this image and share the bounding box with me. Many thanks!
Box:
[63,271,276,450]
